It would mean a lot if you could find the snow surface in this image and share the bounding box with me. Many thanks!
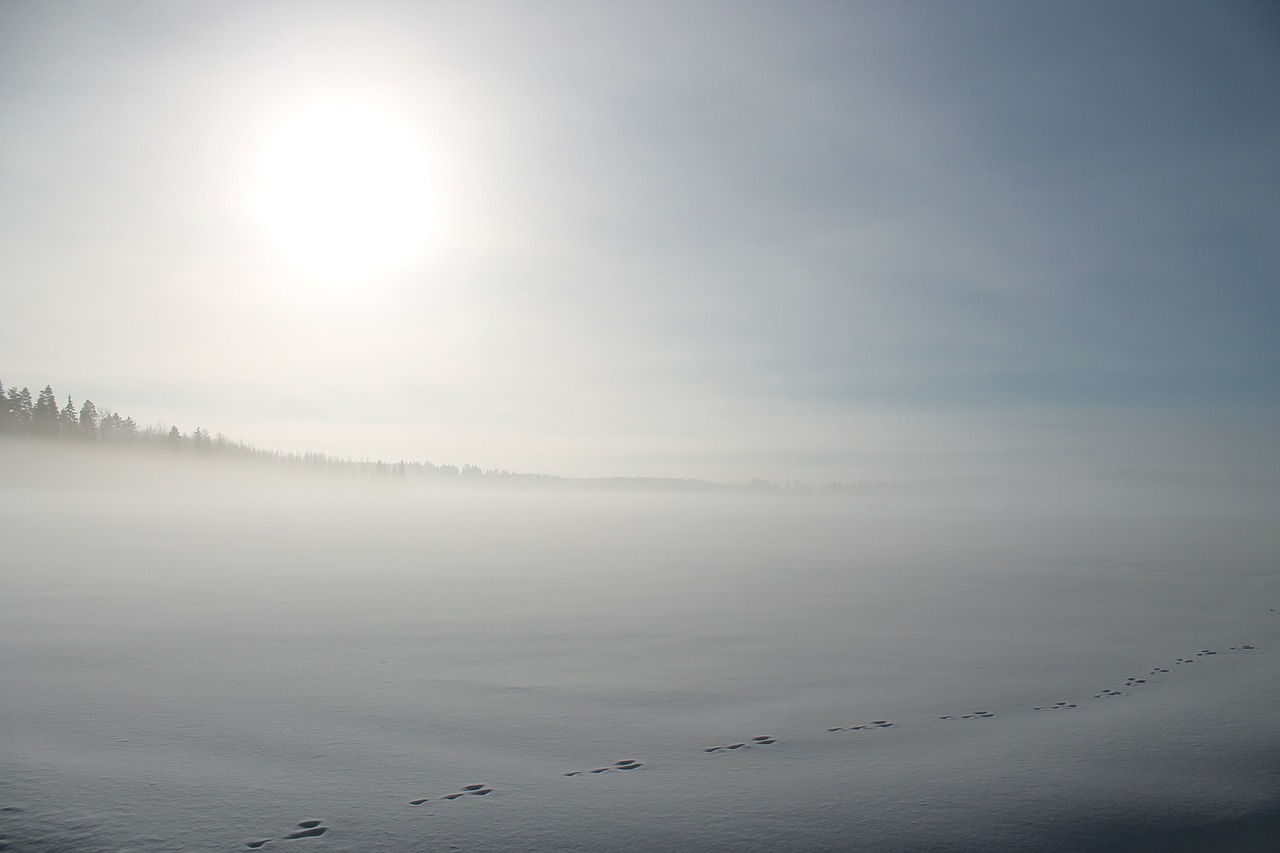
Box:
[2,484,1278,852]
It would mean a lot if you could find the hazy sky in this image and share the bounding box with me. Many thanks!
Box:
[2,0,1277,482]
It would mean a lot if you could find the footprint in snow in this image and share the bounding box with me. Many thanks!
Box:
[564,759,643,776]
[1094,689,1124,699]
[1033,702,1077,711]
[410,783,494,803]
[286,820,327,840]
[704,736,778,753]
[246,820,328,848]
[828,720,894,731]
[939,711,994,720]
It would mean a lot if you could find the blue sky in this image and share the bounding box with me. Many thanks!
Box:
[1,0,1277,481]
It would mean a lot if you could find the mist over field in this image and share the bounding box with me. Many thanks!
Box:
[3,450,1279,852]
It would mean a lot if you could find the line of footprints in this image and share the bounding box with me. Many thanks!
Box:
[1085,647,1256,701]
[242,643,1260,847]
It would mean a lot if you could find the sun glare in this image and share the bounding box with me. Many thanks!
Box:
[256,102,431,277]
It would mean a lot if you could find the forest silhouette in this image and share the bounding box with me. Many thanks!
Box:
[4,378,1275,509]
[1,378,444,484]
[0,378,745,490]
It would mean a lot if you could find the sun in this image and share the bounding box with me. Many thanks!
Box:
[256,102,432,278]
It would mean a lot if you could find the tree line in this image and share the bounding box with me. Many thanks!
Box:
[1,378,818,492]
[0,378,416,481]
[1,381,141,443]
[0,378,574,486]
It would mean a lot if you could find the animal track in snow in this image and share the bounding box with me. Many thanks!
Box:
[245,635,1265,845]
[409,784,493,804]
[828,720,894,732]
[246,820,328,848]
[703,736,778,753]
[286,820,327,839]
[564,760,642,777]
[440,784,494,800]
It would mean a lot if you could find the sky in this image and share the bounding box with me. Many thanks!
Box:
[1,0,1277,484]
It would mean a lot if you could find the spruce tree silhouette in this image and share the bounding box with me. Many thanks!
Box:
[79,400,99,440]
[59,395,78,439]
[33,386,59,439]
[5,386,33,434]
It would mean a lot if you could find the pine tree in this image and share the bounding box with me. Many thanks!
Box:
[79,400,99,440]
[59,395,79,439]
[7,387,33,434]
[99,411,122,442]
[33,386,59,439]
